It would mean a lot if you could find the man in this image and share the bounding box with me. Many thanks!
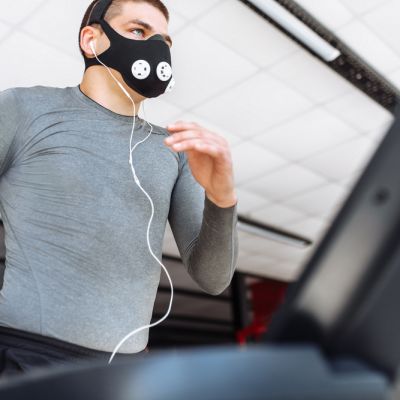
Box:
[0,0,238,377]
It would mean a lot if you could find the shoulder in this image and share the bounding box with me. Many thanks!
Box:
[0,87,19,108]
[146,122,169,137]
[3,85,71,117]
[0,86,53,121]
[10,85,69,104]
[146,121,187,168]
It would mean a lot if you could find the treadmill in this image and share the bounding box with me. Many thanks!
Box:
[1,108,400,399]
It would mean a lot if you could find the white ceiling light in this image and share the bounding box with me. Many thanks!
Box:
[247,0,341,62]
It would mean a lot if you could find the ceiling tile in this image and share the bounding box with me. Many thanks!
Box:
[167,25,258,110]
[168,10,188,34]
[253,107,359,161]
[248,203,306,227]
[283,182,348,218]
[339,168,364,188]
[237,254,300,281]
[162,0,223,19]
[238,232,310,262]
[238,252,279,267]
[339,0,392,15]
[197,0,297,68]
[0,0,45,24]
[365,120,393,144]
[243,164,326,201]
[237,232,272,255]
[269,48,353,103]
[295,0,354,30]
[267,244,311,265]
[140,98,183,127]
[235,187,271,215]
[362,0,400,56]
[287,216,330,239]
[388,68,400,90]
[0,21,10,42]
[324,88,394,132]
[22,0,93,60]
[0,32,82,90]
[193,72,312,138]
[274,261,306,281]
[335,20,400,75]
[300,136,377,181]
[231,141,287,185]
[170,111,243,147]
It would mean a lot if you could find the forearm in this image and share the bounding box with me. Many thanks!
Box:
[184,193,239,295]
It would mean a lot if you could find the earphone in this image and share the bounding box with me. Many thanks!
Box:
[89,39,174,364]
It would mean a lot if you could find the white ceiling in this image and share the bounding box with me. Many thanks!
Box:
[296,0,400,82]
[0,0,396,282]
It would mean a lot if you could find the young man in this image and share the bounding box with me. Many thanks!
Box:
[0,0,238,378]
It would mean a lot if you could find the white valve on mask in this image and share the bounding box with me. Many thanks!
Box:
[157,62,172,81]
[131,60,151,80]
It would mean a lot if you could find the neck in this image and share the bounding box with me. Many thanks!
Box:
[80,66,145,117]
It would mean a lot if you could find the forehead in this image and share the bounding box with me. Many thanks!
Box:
[110,2,171,45]
[112,1,168,30]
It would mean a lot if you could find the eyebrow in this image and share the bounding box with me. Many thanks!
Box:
[126,18,173,47]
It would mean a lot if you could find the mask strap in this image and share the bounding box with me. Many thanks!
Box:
[98,19,123,42]
[88,0,112,25]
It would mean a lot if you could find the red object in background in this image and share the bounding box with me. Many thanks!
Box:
[236,279,288,345]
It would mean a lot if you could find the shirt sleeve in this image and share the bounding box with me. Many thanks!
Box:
[168,152,239,295]
[0,89,20,176]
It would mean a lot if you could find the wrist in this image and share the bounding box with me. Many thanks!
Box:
[206,191,238,208]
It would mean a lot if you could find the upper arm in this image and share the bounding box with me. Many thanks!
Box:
[0,89,20,176]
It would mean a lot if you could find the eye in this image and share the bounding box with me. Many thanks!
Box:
[131,28,145,38]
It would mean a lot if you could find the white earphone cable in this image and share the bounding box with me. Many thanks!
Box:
[90,42,174,365]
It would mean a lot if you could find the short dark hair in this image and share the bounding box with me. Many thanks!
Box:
[79,0,170,57]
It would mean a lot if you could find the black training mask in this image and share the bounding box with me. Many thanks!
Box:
[83,0,175,98]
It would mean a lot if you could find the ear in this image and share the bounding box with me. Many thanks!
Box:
[80,26,97,57]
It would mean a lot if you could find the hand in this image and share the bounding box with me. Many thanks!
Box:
[164,121,237,208]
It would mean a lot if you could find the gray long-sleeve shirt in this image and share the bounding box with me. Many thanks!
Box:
[0,85,238,353]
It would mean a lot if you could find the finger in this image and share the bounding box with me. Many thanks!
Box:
[170,138,223,157]
[164,130,201,144]
[192,142,221,157]
[166,121,200,132]
[166,129,227,147]
[169,138,214,151]
[166,121,229,147]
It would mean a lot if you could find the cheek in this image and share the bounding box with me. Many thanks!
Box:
[98,36,111,53]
